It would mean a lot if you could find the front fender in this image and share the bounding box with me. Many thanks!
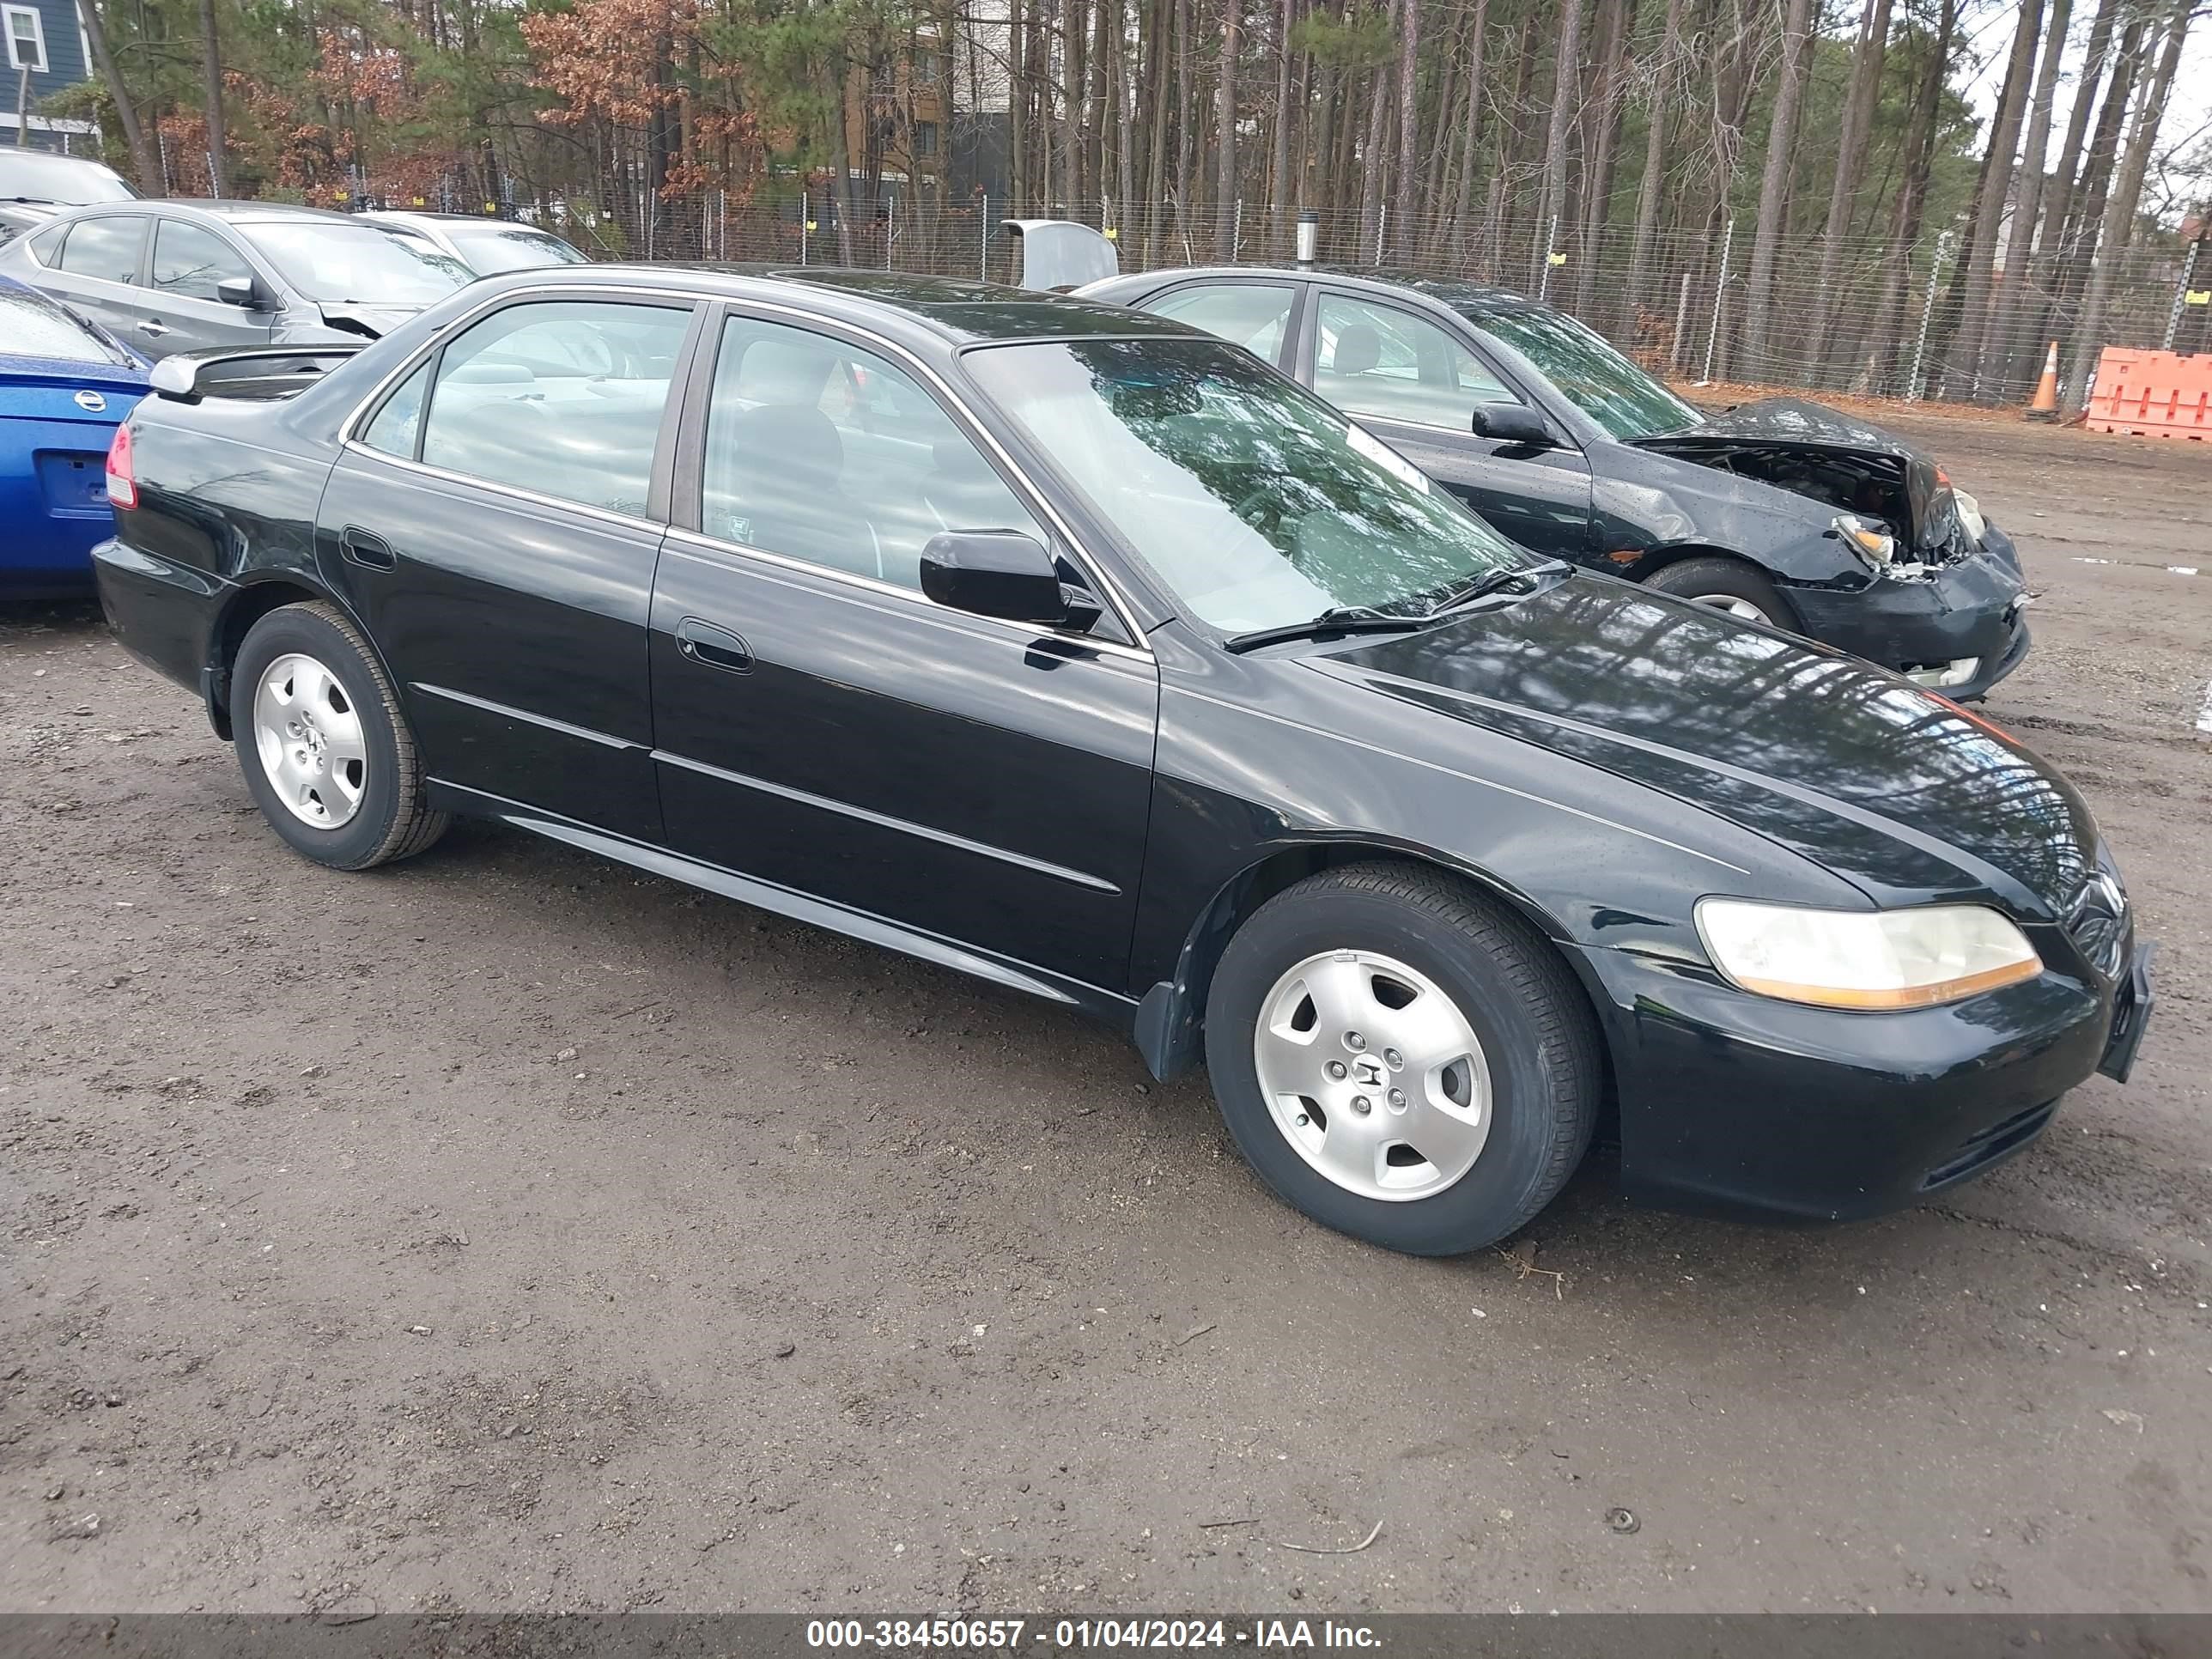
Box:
[1592,445,1870,588]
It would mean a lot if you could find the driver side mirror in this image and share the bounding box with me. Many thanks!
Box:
[216,276,264,310]
[920,530,1071,625]
[1472,401,1553,447]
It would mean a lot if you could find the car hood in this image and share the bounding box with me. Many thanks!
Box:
[1634,396,1961,555]
[1317,574,2096,915]
[313,301,428,338]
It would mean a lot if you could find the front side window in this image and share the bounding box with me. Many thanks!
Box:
[701,314,1045,592]
[58,216,145,284]
[236,221,471,303]
[1314,293,1516,431]
[1148,283,1296,364]
[416,300,692,515]
[1465,303,1701,440]
[963,337,1527,635]
[151,219,253,301]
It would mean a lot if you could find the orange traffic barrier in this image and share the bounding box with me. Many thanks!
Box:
[2024,341,2060,421]
[2084,346,2211,441]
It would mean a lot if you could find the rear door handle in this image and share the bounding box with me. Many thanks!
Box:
[340,526,396,570]
[675,616,753,674]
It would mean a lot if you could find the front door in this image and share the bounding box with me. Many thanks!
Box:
[141,216,278,357]
[316,293,701,842]
[649,308,1158,993]
[1305,288,1594,562]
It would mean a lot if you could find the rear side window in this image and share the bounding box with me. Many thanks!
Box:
[58,215,145,284]
[1147,283,1296,363]
[361,362,429,459]
[416,299,692,516]
[26,221,66,265]
[151,219,253,301]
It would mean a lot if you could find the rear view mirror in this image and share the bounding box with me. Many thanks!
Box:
[1472,402,1553,447]
[216,276,262,310]
[921,530,1069,624]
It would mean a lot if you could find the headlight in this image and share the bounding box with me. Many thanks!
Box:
[1695,899,2041,1010]
[1834,514,1896,572]
[1953,489,1987,546]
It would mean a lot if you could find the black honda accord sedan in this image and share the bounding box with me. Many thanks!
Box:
[1079,266,2033,699]
[90,266,2149,1255]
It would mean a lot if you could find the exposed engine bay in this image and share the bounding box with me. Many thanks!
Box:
[1640,438,1914,541]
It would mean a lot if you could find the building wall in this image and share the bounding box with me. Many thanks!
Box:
[2,0,98,153]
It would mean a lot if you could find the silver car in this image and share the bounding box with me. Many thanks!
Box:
[0,151,138,246]
[0,199,472,358]
[360,210,590,275]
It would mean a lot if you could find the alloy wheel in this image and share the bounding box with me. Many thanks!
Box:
[1691,593,1773,623]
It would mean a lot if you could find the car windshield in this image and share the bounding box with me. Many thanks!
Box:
[237,221,472,303]
[453,228,589,273]
[964,337,1528,635]
[1467,303,1702,441]
[0,283,132,366]
[0,153,137,205]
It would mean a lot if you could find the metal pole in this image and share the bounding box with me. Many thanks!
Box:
[1670,270,1692,372]
[980,194,989,282]
[1907,229,1954,402]
[1296,209,1319,270]
[1233,197,1243,261]
[885,192,896,270]
[2165,237,2204,350]
[1538,213,1559,304]
[1703,217,1735,383]
[801,191,810,265]
[1375,203,1386,266]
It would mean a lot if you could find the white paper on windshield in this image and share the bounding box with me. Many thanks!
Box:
[1346,422,1430,495]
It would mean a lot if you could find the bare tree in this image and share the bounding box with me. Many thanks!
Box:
[1942,0,2043,393]
[2063,0,2195,413]
[1624,0,1687,321]
[1216,0,1240,254]
[73,0,158,189]
[1740,0,1815,377]
[1803,0,1893,378]
[1533,0,1588,283]
[199,0,227,195]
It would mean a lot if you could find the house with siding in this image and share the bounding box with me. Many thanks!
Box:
[3,0,99,154]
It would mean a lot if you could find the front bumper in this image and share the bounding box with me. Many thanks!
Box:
[1790,526,2030,700]
[1574,935,2147,1224]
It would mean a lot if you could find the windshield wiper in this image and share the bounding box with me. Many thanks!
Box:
[1223,606,1430,654]
[1422,557,1573,617]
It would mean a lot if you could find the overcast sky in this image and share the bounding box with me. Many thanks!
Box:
[1954,3,2211,225]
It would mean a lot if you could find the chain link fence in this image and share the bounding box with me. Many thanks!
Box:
[365,179,2212,408]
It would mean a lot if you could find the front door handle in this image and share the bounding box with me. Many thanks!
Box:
[340,526,396,570]
[675,616,753,674]
[137,319,170,337]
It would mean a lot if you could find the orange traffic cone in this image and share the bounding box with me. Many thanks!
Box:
[2025,340,2060,422]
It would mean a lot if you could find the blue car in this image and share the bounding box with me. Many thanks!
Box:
[1,275,149,597]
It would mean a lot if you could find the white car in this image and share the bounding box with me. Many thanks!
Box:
[359,211,589,276]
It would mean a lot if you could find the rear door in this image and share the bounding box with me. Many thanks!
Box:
[647,306,1158,992]
[140,216,277,357]
[316,291,702,842]
[1304,287,1595,561]
[41,212,149,340]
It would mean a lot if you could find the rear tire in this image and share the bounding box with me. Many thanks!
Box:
[1643,555,1796,630]
[231,601,447,871]
[1203,863,1601,1256]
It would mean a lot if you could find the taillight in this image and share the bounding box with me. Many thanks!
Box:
[106,422,137,509]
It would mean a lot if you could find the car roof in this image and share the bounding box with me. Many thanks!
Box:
[472,263,1209,347]
[1098,262,1544,318]
[130,198,370,227]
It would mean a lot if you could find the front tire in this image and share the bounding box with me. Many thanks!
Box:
[231,601,447,870]
[1643,555,1796,629]
[1203,863,1602,1256]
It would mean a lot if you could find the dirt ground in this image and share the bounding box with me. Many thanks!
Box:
[3,412,2209,1618]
